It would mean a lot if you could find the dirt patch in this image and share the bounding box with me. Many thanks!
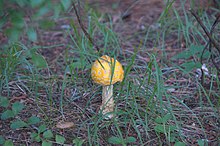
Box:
[1,0,219,145]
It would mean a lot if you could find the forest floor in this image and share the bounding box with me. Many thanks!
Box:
[0,0,220,145]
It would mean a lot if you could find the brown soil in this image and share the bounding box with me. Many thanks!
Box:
[1,0,220,145]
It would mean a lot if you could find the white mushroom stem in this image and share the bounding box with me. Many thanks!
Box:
[101,84,114,118]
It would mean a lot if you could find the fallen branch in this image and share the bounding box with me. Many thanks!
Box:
[190,10,220,53]
[72,2,100,53]
[190,10,220,85]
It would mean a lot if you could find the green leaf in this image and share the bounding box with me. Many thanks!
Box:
[170,135,176,142]
[3,140,14,146]
[0,96,9,108]
[1,110,15,120]
[154,124,166,133]
[189,45,204,56]
[125,136,136,143]
[38,124,47,133]
[172,45,205,60]
[39,20,55,29]
[171,49,191,60]
[10,12,24,29]
[43,130,54,139]
[12,102,24,114]
[174,141,186,146]
[155,117,164,124]
[163,113,172,123]
[0,1,3,10]
[35,6,50,17]
[27,27,37,42]
[53,4,61,19]
[197,139,205,146]
[42,141,52,146]
[15,0,28,7]
[0,135,5,145]
[31,53,47,68]
[4,28,22,42]
[0,16,6,29]
[10,120,28,129]
[72,138,84,146]
[30,132,38,139]
[70,61,87,70]
[154,124,176,134]
[55,135,66,144]
[30,0,44,8]
[169,125,177,131]
[30,132,41,142]
[27,116,41,125]
[201,51,211,59]
[180,61,202,73]
[60,0,71,11]
[107,136,122,144]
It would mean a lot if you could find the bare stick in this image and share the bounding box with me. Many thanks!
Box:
[190,10,220,53]
[191,10,220,84]
[72,3,100,53]
[200,14,220,64]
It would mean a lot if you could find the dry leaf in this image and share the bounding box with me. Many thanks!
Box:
[56,121,75,129]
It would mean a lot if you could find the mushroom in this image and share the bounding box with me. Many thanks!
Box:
[91,55,124,119]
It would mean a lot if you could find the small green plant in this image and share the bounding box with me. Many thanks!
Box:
[31,123,84,145]
[31,124,53,145]
[0,0,72,43]
[3,139,14,146]
[0,96,24,120]
[10,115,41,130]
[107,136,136,145]
[0,43,48,93]
[55,134,66,144]
[31,126,85,145]
[0,135,5,145]
[26,48,48,69]
[172,45,208,73]
[0,96,41,145]
[0,135,14,146]
[0,96,41,128]
[154,113,185,146]
[72,138,84,146]
[1,94,82,145]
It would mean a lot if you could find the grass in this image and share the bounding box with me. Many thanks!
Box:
[0,0,220,145]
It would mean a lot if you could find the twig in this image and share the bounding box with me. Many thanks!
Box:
[208,14,220,72]
[200,14,220,64]
[190,10,220,53]
[72,3,100,53]
[190,10,220,84]
[121,0,140,19]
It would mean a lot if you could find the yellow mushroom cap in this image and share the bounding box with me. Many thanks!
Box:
[91,55,124,86]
